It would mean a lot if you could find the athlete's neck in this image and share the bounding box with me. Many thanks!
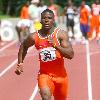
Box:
[39,27,56,37]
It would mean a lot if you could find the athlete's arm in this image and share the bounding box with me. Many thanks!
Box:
[15,33,35,75]
[18,33,35,64]
[56,30,74,59]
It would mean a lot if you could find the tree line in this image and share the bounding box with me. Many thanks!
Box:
[0,0,93,16]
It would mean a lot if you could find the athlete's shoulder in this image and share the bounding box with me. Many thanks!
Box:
[57,28,67,35]
[57,28,68,38]
[27,32,37,40]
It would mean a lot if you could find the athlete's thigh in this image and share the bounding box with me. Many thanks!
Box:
[38,74,55,94]
[53,76,68,100]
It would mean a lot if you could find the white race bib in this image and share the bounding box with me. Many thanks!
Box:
[68,14,74,19]
[40,47,56,62]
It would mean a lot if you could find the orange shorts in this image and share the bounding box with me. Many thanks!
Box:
[38,74,68,100]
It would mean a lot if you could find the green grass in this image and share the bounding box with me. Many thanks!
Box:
[0,15,18,19]
[0,15,11,19]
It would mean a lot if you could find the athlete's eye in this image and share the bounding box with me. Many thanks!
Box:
[42,16,52,20]
[48,16,52,19]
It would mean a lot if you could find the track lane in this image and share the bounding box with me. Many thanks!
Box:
[0,41,18,72]
[0,46,40,100]
[0,41,99,100]
[0,40,17,50]
[90,40,100,100]
[66,44,88,100]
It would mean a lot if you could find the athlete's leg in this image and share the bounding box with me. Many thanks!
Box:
[38,74,55,100]
[88,16,94,40]
[71,23,75,39]
[95,16,100,38]
[70,19,74,34]
[53,76,68,100]
[21,26,29,40]
[80,24,89,39]
[16,26,22,42]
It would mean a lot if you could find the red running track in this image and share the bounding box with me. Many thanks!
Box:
[0,40,100,100]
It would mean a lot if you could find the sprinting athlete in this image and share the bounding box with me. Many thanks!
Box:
[88,3,100,41]
[80,0,90,40]
[15,9,74,100]
[16,1,30,42]
[63,0,76,39]
[48,0,59,27]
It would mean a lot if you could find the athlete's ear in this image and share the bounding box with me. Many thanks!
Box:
[52,18,54,25]
[53,21,55,27]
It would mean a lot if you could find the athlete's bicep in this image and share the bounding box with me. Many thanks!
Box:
[61,39,72,49]
[58,30,74,59]
[23,33,35,48]
[59,31,72,48]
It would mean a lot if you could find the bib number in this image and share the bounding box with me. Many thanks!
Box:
[40,47,56,62]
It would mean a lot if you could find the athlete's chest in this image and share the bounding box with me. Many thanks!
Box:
[35,32,58,49]
[34,28,60,49]
[37,38,52,49]
[34,29,62,62]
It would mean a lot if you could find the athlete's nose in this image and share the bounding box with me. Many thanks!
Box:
[45,18,49,23]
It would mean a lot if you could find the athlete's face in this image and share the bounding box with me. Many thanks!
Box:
[41,12,54,30]
[81,1,85,7]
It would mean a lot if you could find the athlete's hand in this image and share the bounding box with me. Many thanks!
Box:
[15,63,23,75]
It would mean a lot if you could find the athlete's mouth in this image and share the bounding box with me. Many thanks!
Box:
[44,24,49,27]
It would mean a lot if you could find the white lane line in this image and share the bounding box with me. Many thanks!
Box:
[29,83,38,100]
[0,40,17,52]
[90,51,100,56]
[86,41,93,100]
[0,47,33,78]
[0,59,17,77]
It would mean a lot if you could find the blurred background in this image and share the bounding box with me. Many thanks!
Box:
[0,0,93,17]
[0,0,99,44]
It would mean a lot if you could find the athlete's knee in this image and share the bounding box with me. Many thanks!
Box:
[39,87,52,100]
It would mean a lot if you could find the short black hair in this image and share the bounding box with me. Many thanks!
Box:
[41,9,54,16]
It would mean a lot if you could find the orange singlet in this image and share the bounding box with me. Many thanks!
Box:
[80,7,89,25]
[20,6,29,19]
[34,28,68,100]
[88,4,100,39]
